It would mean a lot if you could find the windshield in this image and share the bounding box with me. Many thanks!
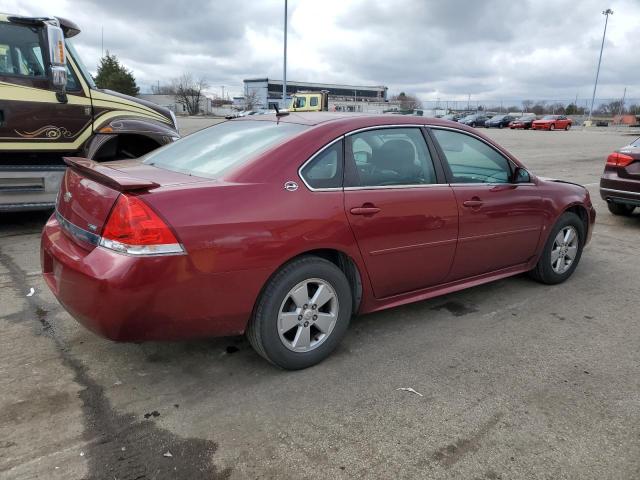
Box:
[144,120,308,178]
[65,40,96,89]
[542,115,558,120]
[492,115,505,121]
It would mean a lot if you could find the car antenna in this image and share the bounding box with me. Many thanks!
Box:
[274,103,289,118]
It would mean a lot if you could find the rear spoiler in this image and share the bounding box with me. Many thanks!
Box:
[63,157,160,192]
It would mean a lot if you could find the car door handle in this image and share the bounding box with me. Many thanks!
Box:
[462,198,483,208]
[350,206,381,215]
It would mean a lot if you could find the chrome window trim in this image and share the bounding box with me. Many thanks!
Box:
[428,125,529,185]
[298,123,536,192]
[600,187,640,198]
[344,124,429,136]
[344,183,449,191]
[297,135,345,192]
[345,124,443,190]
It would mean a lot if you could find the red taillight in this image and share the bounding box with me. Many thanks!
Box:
[606,152,635,168]
[101,195,182,255]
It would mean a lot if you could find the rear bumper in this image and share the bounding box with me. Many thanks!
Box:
[600,173,640,207]
[41,214,265,341]
[0,167,64,212]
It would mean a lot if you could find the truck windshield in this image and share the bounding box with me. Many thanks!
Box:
[65,40,96,88]
[143,120,308,178]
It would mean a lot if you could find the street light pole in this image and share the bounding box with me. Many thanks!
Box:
[588,8,613,123]
[282,0,288,109]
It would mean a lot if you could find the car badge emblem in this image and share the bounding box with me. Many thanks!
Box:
[284,181,299,192]
[63,191,72,203]
[87,223,97,232]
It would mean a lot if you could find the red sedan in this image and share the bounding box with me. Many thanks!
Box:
[532,115,573,131]
[42,113,595,369]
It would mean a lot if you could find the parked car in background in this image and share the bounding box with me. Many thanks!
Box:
[510,114,537,129]
[441,113,465,122]
[42,113,595,369]
[458,114,489,128]
[600,136,640,216]
[485,115,516,129]
[532,115,572,131]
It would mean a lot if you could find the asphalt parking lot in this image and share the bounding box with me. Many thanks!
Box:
[1,119,639,479]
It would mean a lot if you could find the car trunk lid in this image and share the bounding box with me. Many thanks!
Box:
[56,157,207,250]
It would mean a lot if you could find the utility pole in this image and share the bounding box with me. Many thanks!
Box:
[221,85,225,100]
[282,0,288,109]
[619,87,627,117]
[588,8,613,123]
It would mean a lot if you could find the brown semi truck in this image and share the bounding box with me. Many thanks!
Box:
[0,13,179,211]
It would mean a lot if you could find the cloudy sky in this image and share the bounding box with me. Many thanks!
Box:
[4,0,639,103]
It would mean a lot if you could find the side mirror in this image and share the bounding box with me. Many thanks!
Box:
[45,25,67,96]
[512,166,531,183]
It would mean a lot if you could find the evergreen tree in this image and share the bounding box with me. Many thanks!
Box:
[94,52,139,96]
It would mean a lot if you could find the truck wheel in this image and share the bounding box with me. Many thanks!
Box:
[607,202,635,216]
[247,256,352,370]
[529,212,584,285]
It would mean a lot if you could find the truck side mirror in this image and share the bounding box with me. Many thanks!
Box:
[45,24,67,100]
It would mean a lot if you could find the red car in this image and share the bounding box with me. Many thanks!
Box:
[532,115,572,131]
[42,114,595,369]
[509,114,537,129]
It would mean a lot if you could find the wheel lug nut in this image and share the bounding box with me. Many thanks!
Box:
[303,304,308,309]
[312,304,317,310]
[313,315,317,320]
[298,315,302,320]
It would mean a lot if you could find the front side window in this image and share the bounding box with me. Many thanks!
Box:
[300,140,343,189]
[144,120,308,178]
[346,128,437,187]
[0,23,45,77]
[432,129,512,184]
[310,96,318,107]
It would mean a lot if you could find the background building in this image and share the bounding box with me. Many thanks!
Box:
[243,78,388,110]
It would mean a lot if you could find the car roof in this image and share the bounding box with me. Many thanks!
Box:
[231,112,470,130]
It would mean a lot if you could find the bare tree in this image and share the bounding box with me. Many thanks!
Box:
[173,74,208,115]
[390,92,422,111]
[151,83,176,95]
[522,99,534,112]
[244,90,259,110]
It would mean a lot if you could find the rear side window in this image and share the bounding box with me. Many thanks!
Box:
[310,97,318,107]
[144,120,308,178]
[432,129,512,184]
[346,128,437,187]
[300,140,343,189]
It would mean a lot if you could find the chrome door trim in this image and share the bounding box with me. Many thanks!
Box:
[600,187,640,197]
[297,135,345,192]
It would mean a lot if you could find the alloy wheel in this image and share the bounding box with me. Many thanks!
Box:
[550,226,579,274]
[277,278,339,352]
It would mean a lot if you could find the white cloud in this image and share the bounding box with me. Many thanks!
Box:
[5,0,640,103]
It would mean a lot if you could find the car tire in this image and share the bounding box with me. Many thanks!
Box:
[499,124,504,129]
[565,124,570,131]
[471,122,476,128]
[246,256,353,370]
[550,124,556,131]
[607,202,635,216]
[529,212,585,285]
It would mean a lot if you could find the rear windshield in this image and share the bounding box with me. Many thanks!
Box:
[631,137,640,147]
[144,120,308,178]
